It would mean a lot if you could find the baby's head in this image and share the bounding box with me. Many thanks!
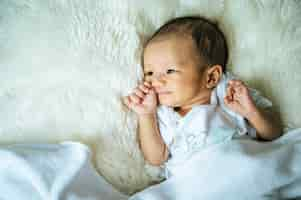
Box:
[142,16,228,110]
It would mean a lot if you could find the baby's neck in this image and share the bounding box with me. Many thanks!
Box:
[174,107,192,116]
[174,90,212,117]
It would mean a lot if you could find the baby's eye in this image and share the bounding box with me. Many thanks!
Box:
[166,69,176,74]
[144,71,153,76]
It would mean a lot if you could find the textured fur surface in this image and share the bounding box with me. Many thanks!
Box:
[0,0,300,194]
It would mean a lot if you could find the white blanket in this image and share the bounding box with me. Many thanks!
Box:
[130,128,301,200]
[2,129,301,200]
[0,142,128,200]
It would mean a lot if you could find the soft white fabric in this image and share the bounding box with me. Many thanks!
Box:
[0,0,301,193]
[0,142,128,200]
[2,131,301,200]
[130,128,301,200]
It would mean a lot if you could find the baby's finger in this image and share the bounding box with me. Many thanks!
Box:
[233,91,243,100]
[224,96,239,108]
[129,94,141,104]
[224,97,229,105]
[134,88,145,98]
[228,80,241,87]
[229,82,247,94]
[144,81,152,87]
[122,96,132,107]
[229,79,245,88]
[139,84,150,93]
[225,93,233,102]
[226,84,233,95]
[224,95,233,104]
[234,84,248,95]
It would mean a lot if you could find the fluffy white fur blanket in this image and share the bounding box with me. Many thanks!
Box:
[0,0,301,194]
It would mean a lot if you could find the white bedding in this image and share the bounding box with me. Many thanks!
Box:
[0,142,128,200]
[1,129,301,200]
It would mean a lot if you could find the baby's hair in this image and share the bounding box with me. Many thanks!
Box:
[142,16,228,72]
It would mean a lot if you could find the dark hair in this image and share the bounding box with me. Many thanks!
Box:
[142,16,228,72]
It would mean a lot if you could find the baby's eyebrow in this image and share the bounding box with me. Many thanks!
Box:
[143,63,153,67]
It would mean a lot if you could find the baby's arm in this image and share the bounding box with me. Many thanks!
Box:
[138,114,169,166]
[123,82,169,165]
[224,80,282,140]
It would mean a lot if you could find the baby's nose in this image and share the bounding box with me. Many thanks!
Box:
[151,75,165,87]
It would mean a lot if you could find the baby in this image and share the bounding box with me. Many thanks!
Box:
[123,16,282,177]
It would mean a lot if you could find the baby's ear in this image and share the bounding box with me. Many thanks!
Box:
[205,65,223,89]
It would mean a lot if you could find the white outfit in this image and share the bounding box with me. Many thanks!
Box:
[156,72,272,177]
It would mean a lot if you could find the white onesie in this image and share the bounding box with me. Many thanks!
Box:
[156,72,272,177]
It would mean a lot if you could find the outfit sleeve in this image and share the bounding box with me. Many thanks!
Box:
[156,108,173,177]
[156,106,173,147]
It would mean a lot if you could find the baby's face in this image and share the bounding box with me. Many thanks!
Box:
[143,35,210,108]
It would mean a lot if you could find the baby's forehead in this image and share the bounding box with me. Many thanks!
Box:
[143,35,203,67]
[149,32,193,45]
[144,34,198,56]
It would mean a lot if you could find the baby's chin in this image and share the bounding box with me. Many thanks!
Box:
[158,95,183,107]
[158,100,179,108]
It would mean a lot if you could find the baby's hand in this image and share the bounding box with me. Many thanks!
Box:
[224,80,257,119]
[123,82,158,116]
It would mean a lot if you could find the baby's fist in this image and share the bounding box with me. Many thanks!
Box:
[224,80,257,119]
[123,82,158,115]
